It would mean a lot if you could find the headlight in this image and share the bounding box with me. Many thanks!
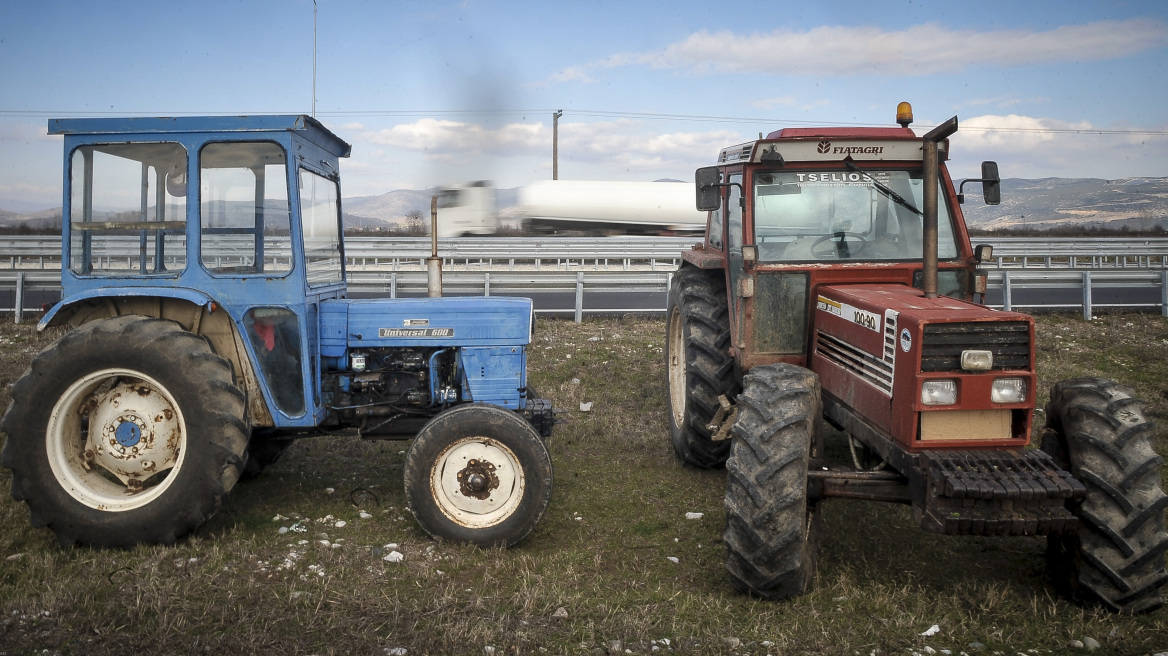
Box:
[921,379,957,406]
[960,349,993,371]
[991,378,1027,404]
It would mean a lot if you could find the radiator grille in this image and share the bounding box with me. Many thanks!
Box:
[920,322,1031,372]
[816,331,894,394]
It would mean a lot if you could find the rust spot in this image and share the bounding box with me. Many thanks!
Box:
[457,459,500,500]
[126,479,144,494]
[135,386,152,397]
[163,409,174,421]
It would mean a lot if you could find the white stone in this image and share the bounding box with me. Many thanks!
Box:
[685,512,703,520]
[666,556,679,564]
[383,550,404,563]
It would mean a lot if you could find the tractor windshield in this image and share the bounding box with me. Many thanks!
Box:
[751,169,959,262]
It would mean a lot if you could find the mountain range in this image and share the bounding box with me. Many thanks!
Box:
[3,178,1166,232]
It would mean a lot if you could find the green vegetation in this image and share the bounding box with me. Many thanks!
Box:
[0,314,1166,655]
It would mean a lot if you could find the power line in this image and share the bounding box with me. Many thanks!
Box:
[2,108,1166,137]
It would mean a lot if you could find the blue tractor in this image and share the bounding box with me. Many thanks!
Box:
[0,115,554,548]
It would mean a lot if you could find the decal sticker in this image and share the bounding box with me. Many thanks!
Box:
[816,296,843,317]
[900,328,913,352]
[403,318,430,326]
[816,296,882,333]
[379,328,454,338]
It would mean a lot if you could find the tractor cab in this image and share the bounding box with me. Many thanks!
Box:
[45,116,350,427]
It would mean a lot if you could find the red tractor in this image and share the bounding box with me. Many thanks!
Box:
[666,103,1168,613]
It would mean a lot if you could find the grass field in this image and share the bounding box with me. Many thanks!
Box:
[1,313,1167,655]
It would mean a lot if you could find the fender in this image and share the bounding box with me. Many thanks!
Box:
[38,286,217,330]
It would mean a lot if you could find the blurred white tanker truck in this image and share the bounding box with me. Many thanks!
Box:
[432,179,707,236]
[518,180,706,235]
[434,181,498,238]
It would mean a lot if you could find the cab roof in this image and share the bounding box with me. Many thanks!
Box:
[47,114,351,158]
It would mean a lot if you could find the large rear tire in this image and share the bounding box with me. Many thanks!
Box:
[0,316,249,548]
[723,363,823,599]
[404,404,553,548]
[666,265,737,469]
[1042,377,1168,614]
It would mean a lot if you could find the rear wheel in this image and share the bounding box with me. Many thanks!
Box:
[723,363,823,599]
[666,265,737,469]
[404,404,553,548]
[1042,377,1168,614]
[0,316,249,547]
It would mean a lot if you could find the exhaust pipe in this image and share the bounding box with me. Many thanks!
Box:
[921,116,958,299]
[427,195,443,297]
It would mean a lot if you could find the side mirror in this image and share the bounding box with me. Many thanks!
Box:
[695,166,722,212]
[981,161,1000,206]
[974,243,994,263]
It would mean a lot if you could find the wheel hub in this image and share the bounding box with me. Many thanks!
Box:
[457,458,499,499]
[85,381,181,485]
[432,438,523,528]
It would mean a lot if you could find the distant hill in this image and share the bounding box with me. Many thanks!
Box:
[3,178,1166,234]
[960,177,1168,232]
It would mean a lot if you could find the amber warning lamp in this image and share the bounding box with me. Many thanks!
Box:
[896,102,913,128]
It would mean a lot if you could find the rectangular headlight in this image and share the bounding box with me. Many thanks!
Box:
[921,379,957,406]
[991,378,1027,404]
[961,349,993,371]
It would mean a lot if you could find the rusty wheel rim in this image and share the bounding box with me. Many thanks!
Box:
[667,306,686,428]
[46,369,187,511]
[430,436,524,529]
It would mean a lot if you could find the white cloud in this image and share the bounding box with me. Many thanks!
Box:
[949,114,1168,180]
[549,19,1167,81]
[360,119,547,156]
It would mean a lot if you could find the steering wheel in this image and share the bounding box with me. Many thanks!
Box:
[809,232,868,259]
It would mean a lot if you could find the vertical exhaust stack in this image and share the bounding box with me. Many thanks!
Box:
[427,195,443,298]
[921,116,959,299]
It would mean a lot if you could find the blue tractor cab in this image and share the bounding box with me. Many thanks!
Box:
[1,116,553,549]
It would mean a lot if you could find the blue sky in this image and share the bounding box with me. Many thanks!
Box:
[2,0,1167,210]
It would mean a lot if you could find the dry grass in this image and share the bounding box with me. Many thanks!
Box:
[0,313,1166,655]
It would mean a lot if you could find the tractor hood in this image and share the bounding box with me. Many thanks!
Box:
[812,283,1035,450]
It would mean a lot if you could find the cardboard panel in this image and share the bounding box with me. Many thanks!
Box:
[920,409,1011,441]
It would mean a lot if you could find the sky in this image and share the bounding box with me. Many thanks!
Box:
[2,0,1167,210]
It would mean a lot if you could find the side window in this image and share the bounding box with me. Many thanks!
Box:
[707,203,724,250]
[243,307,305,417]
[727,174,743,253]
[200,142,292,275]
[300,169,344,286]
[68,143,187,276]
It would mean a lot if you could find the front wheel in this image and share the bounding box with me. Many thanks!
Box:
[0,316,249,547]
[1042,377,1168,614]
[723,363,823,599]
[404,404,553,547]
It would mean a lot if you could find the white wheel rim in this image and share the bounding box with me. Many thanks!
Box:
[667,306,686,427]
[46,368,187,512]
[430,437,524,529]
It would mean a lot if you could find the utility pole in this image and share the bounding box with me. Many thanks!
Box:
[312,0,318,117]
[552,109,563,180]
